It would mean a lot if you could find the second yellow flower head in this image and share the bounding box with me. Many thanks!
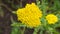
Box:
[46,14,58,24]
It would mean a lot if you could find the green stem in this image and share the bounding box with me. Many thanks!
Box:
[33,27,40,34]
[39,30,43,34]
[33,29,37,34]
[21,27,25,34]
[50,31,53,34]
[11,27,20,34]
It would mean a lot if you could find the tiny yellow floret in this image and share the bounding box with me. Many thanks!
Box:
[46,14,58,24]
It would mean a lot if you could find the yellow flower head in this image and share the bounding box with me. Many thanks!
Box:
[16,3,42,28]
[25,3,42,18]
[46,14,58,24]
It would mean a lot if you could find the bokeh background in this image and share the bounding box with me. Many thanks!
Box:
[0,0,60,34]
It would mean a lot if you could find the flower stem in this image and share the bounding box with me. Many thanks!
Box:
[21,27,25,34]
[39,30,43,34]
[33,28,38,34]
[33,27,40,34]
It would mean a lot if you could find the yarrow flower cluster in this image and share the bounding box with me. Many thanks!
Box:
[46,14,58,24]
[16,3,42,28]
